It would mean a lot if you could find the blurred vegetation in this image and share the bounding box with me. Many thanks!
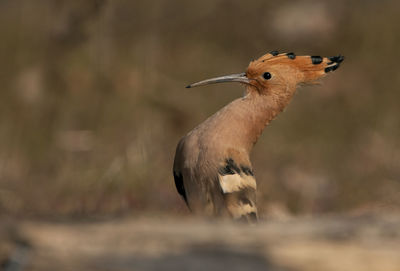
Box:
[0,0,399,218]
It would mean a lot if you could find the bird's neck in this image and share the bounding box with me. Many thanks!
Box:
[214,86,295,154]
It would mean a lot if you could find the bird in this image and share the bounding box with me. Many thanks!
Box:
[173,51,344,223]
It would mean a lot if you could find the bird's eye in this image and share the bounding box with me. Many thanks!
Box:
[262,72,272,80]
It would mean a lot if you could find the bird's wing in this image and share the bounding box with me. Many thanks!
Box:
[217,158,258,223]
[173,138,189,207]
[173,170,188,205]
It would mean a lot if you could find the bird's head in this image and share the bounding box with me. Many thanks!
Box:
[186,51,344,97]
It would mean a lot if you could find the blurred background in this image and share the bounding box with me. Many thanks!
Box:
[0,0,400,219]
[1,0,400,270]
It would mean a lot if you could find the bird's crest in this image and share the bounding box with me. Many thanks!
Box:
[247,51,344,86]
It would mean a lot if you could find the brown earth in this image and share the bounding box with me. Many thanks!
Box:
[1,214,400,271]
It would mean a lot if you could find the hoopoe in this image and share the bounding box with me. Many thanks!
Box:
[173,51,344,223]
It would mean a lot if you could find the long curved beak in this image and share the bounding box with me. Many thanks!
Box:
[186,73,250,88]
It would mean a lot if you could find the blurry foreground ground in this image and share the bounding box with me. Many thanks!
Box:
[1,214,400,271]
